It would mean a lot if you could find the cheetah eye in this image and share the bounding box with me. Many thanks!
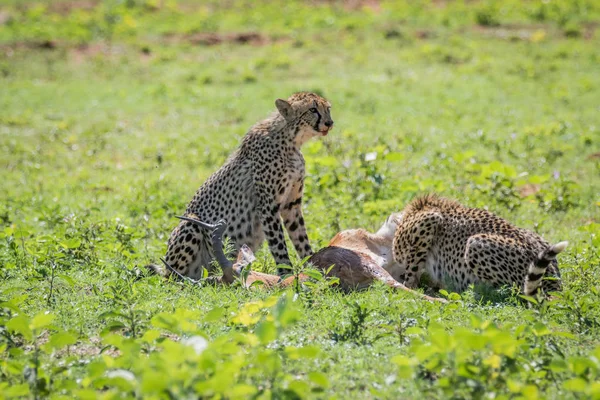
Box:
[310,108,318,113]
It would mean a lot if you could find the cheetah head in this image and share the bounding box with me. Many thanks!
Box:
[275,92,333,147]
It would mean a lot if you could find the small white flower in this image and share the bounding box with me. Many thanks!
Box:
[182,336,208,355]
[385,374,396,385]
[365,152,377,162]
[106,369,135,381]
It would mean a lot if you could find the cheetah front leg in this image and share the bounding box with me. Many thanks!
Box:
[255,181,292,276]
[393,211,442,289]
[281,180,312,259]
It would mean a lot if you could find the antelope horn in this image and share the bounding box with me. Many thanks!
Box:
[176,215,218,231]
[176,216,234,282]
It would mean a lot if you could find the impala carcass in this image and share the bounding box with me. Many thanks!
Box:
[162,214,445,303]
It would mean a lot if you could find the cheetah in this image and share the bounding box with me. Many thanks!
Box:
[392,194,568,296]
[160,92,333,279]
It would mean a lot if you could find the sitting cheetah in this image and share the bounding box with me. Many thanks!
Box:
[393,194,568,296]
[161,92,333,278]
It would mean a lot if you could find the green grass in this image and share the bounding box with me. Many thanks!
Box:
[1,0,600,398]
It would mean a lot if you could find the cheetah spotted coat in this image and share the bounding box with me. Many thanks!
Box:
[393,195,567,295]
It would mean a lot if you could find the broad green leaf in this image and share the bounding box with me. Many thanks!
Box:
[228,384,258,398]
[102,334,124,349]
[391,355,417,367]
[288,380,311,396]
[6,315,33,341]
[549,359,568,373]
[102,321,127,334]
[141,329,161,343]
[519,295,538,305]
[3,225,15,237]
[231,307,261,326]
[552,331,576,339]
[452,150,476,163]
[385,152,405,162]
[275,295,300,328]
[151,313,178,331]
[60,238,81,249]
[437,377,451,388]
[4,383,30,398]
[303,269,323,280]
[87,360,107,379]
[563,378,587,393]
[483,354,502,369]
[74,389,98,400]
[521,384,539,400]
[47,332,77,350]
[58,274,76,287]
[5,358,24,375]
[104,371,136,391]
[31,312,55,331]
[204,307,226,322]
[413,344,438,362]
[141,371,168,393]
[405,327,425,336]
[308,371,329,388]
[529,174,550,184]
[312,156,338,167]
[99,311,128,320]
[448,292,461,301]
[532,322,551,337]
[16,228,31,238]
[255,320,277,344]
[285,345,320,360]
[569,356,597,375]
[507,379,522,393]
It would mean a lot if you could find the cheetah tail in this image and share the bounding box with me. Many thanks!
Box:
[523,241,568,296]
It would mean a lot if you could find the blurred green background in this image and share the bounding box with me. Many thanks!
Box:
[1,1,600,398]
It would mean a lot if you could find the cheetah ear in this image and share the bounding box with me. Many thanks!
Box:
[275,99,293,121]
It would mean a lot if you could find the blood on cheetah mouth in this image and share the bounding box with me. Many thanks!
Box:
[319,129,330,136]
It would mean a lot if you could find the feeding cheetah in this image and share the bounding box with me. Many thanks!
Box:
[393,194,568,296]
[158,92,333,279]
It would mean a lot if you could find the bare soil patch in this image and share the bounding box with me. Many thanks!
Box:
[472,23,552,41]
[0,10,12,25]
[69,42,109,63]
[587,152,600,160]
[518,183,541,198]
[165,31,283,47]
[311,0,380,12]
[47,1,99,15]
